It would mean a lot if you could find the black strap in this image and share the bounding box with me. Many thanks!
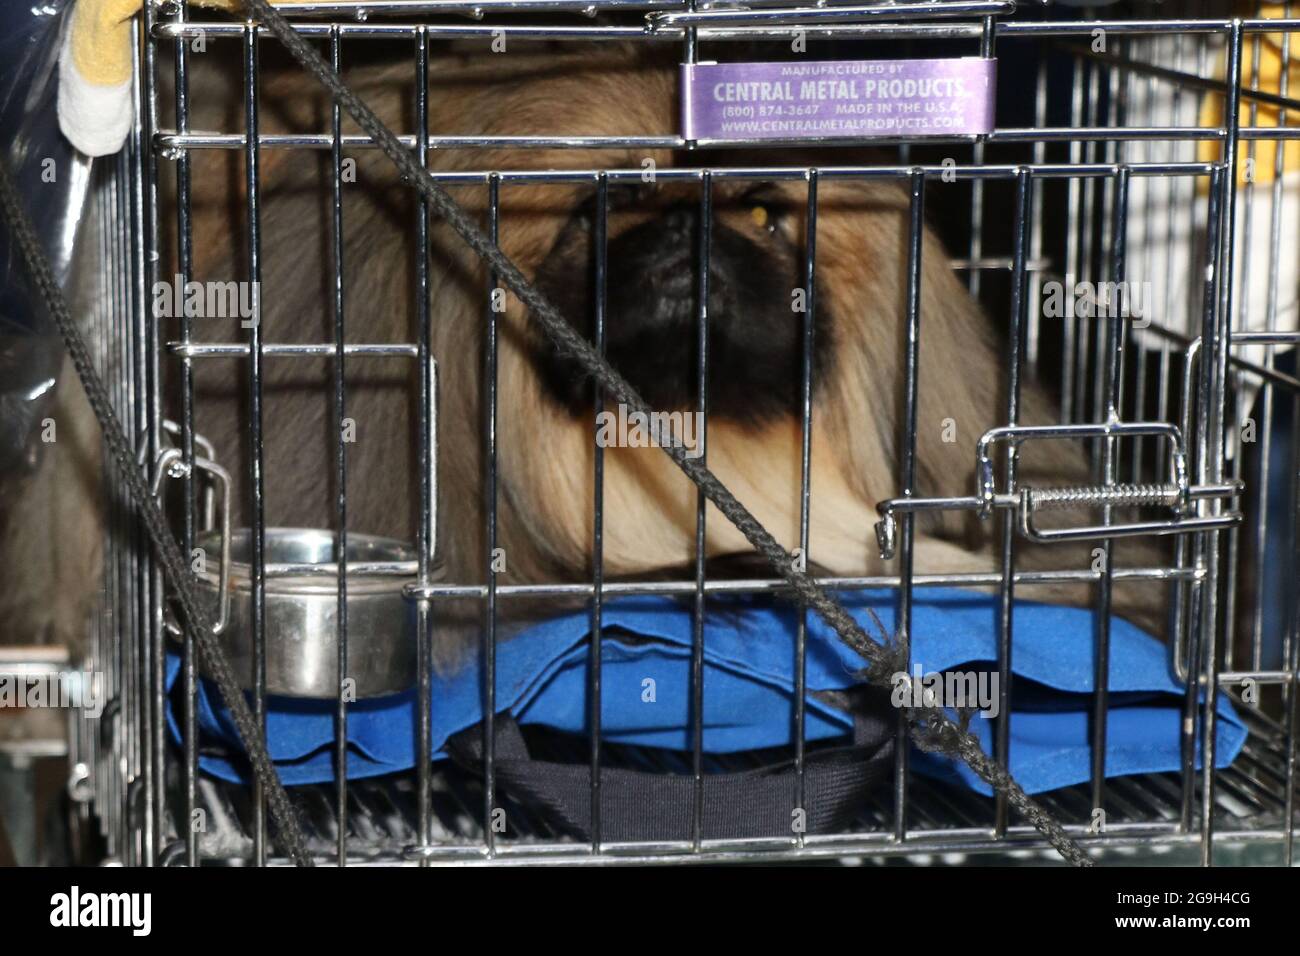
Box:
[447,706,895,843]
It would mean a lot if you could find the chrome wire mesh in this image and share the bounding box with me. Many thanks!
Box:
[73,0,1300,865]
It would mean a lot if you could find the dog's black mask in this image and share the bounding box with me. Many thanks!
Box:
[532,187,834,425]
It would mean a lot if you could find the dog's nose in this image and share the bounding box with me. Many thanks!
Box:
[533,201,829,424]
[605,204,701,319]
[656,206,696,240]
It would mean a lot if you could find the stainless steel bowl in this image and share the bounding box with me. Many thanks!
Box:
[189,528,421,699]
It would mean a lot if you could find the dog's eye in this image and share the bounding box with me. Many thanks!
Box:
[741,186,785,234]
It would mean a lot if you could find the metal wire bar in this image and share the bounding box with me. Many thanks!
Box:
[142,0,167,869]
[170,0,201,868]
[590,172,608,852]
[153,126,1300,150]
[892,168,925,844]
[1199,18,1245,867]
[483,168,500,858]
[242,18,271,868]
[414,26,436,867]
[992,167,1031,837]
[1090,165,1131,817]
[690,170,709,850]
[647,0,1015,29]
[329,23,350,868]
[789,170,819,847]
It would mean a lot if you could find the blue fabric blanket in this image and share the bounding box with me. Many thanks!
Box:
[166,588,1246,796]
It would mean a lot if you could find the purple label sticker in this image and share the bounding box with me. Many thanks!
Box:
[681,58,996,143]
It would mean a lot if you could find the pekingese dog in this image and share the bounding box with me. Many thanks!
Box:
[0,41,1168,667]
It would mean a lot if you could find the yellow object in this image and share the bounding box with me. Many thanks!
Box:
[69,0,138,86]
[1197,3,1300,187]
[68,0,317,87]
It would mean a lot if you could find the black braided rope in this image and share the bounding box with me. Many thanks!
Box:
[0,156,314,868]
[243,0,1093,867]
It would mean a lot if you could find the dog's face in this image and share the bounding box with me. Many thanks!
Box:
[479,167,946,582]
[531,179,834,427]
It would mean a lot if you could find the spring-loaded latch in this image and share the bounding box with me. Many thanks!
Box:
[874,421,1242,560]
[1025,482,1183,512]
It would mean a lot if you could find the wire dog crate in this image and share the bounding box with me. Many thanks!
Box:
[67,0,1300,866]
